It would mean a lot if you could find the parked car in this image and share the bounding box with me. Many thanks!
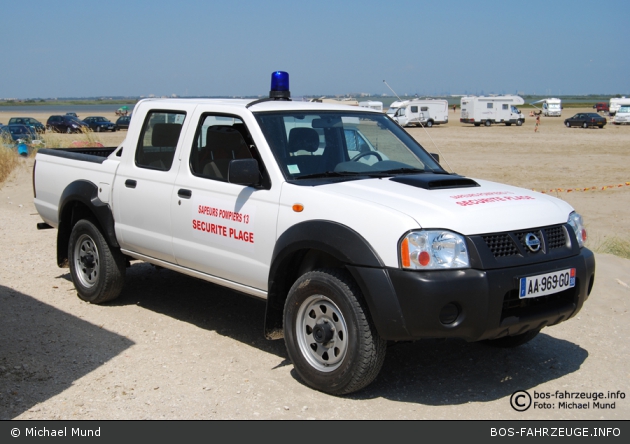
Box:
[115,115,131,130]
[593,102,609,113]
[8,117,46,133]
[613,105,630,125]
[46,115,89,133]
[0,124,39,142]
[66,112,79,118]
[83,116,116,132]
[564,113,606,129]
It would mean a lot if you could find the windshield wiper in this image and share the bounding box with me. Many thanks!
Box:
[295,171,364,180]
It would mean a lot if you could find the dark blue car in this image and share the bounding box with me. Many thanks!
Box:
[8,117,46,133]
[83,116,117,132]
[0,124,38,141]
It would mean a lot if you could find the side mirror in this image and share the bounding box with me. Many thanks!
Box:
[228,159,260,186]
[430,153,440,163]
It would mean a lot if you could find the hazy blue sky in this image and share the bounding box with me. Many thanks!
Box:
[1,0,627,98]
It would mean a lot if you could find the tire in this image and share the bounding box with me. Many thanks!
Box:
[66,126,72,134]
[505,123,512,126]
[68,219,126,304]
[96,126,101,132]
[516,119,523,126]
[484,120,491,127]
[426,120,433,128]
[474,123,481,127]
[565,121,571,128]
[582,122,588,129]
[283,269,387,395]
[483,329,540,348]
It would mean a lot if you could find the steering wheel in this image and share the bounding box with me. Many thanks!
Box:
[351,151,383,162]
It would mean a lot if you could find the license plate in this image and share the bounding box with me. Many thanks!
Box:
[519,268,576,299]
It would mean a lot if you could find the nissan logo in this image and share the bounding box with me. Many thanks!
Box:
[524,233,541,252]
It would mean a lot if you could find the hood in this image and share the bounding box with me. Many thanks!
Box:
[320,174,574,235]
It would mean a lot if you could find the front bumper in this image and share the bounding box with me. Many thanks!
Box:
[349,248,595,342]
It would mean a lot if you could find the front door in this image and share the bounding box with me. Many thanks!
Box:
[171,110,280,291]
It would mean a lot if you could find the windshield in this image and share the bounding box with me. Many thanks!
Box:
[548,103,561,109]
[618,106,630,113]
[254,111,444,181]
[386,107,398,116]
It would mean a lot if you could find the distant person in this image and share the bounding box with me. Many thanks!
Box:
[453,104,457,113]
[534,112,541,132]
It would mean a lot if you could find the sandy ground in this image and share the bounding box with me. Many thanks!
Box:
[1,108,629,420]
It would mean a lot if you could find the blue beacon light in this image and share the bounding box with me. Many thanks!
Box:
[270,71,290,100]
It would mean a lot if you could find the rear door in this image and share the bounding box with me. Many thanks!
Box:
[113,106,192,263]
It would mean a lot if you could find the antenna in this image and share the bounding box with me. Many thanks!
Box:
[383,80,402,102]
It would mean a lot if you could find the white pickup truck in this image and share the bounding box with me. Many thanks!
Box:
[33,72,595,395]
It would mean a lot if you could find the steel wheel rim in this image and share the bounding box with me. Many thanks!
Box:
[296,294,349,372]
[74,233,100,288]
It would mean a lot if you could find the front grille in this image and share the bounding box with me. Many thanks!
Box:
[481,224,569,259]
[482,234,519,257]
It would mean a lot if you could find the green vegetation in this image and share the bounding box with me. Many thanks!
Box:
[594,237,630,260]
[0,99,138,107]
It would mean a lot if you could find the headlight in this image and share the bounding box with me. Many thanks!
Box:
[400,230,470,270]
[72,124,78,128]
[568,212,587,248]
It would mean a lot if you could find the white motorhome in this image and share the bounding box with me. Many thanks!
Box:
[609,97,630,116]
[392,99,449,127]
[386,100,410,117]
[536,98,562,117]
[613,104,630,125]
[359,101,384,112]
[460,95,525,126]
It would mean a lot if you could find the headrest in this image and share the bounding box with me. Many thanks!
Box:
[288,127,319,153]
[151,123,182,147]
[206,126,246,148]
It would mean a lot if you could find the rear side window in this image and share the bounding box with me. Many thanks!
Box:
[410,106,418,113]
[487,103,493,109]
[502,104,509,110]
[135,111,186,171]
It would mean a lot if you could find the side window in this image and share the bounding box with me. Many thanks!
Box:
[502,104,509,110]
[189,114,254,182]
[421,106,428,112]
[135,111,185,171]
[410,106,418,113]
[487,103,493,109]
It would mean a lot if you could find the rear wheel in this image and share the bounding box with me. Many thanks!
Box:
[283,269,386,395]
[474,123,481,127]
[68,219,126,304]
[483,329,540,348]
[582,122,588,129]
[484,120,491,127]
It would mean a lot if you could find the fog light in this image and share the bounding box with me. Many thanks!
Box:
[439,303,460,325]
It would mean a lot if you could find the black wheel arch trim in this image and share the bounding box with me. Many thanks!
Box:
[264,220,410,340]
[57,180,118,267]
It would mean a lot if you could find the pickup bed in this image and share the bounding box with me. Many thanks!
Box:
[34,76,595,394]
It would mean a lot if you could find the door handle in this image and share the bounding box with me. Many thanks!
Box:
[178,189,192,199]
[125,179,137,188]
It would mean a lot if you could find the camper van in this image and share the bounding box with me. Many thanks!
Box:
[460,95,525,126]
[386,100,409,117]
[391,99,449,127]
[359,101,384,112]
[541,98,562,117]
[609,97,630,116]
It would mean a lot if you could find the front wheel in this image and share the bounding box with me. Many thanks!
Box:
[426,120,433,128]
[565,121,571,128]
[66,127,72,134]
[283,269,386,395]
[68,219,126,304]
[96,126,101,132]
[516,119,523,126]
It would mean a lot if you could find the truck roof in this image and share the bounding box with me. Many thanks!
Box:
[134,98,381,113]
